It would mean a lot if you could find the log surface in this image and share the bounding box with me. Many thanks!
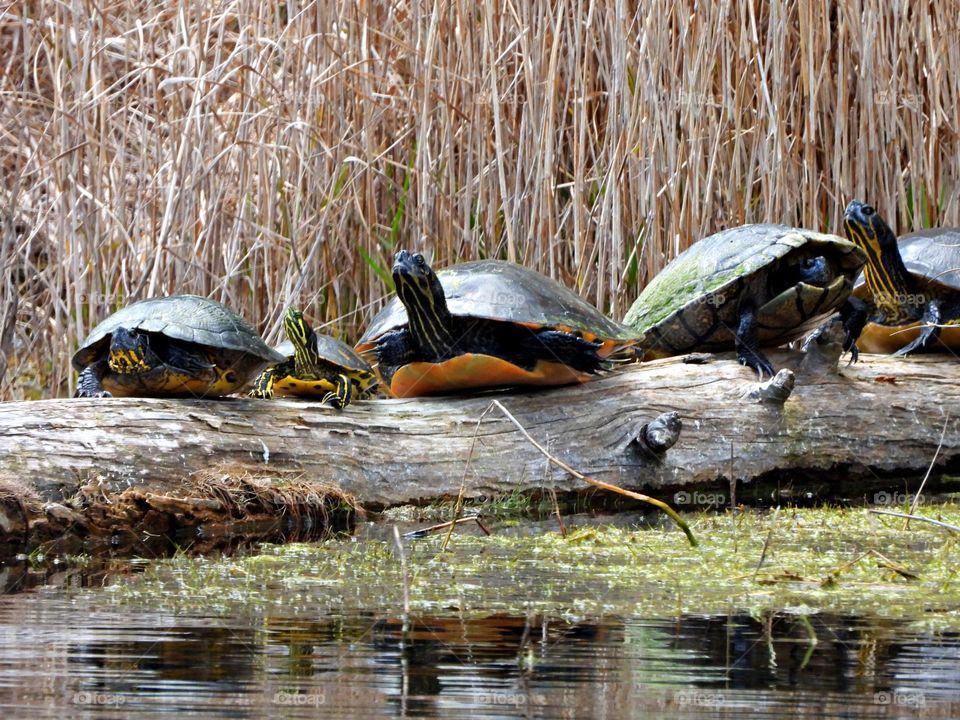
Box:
[2,352,958,511]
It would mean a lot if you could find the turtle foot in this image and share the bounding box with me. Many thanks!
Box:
[75,389,112,398]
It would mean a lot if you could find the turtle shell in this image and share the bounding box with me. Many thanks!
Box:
[275,333,373,374]
[852,227,960,353]
[358,259,634,347]
[73,295,283,371]
[854,228,960,293]
[623,224,866,356]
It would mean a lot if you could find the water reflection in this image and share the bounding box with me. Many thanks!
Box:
[0,589,957,719]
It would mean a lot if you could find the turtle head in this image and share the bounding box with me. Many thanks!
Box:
[843,200,913,301]
[392,250,454,354]
[843,200,898,253]
[793,256,833,286]
[107,327,152,374]
[284,307,321,372]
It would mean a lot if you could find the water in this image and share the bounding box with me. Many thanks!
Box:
[0,514,958,719]
[1,592,957,718]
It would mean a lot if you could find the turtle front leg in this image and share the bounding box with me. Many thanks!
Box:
[373,328,417,386]
[525,330,605,374]
[837,296,868,363]
[735,302,775,379]
[164,344,216,374]
[76,359,112,398]
[249,366,280,399]
[322,374,353,409]
[374,328,417,367]
[893,298,946,356]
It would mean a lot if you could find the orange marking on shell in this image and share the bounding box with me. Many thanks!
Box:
[388,354,592,398]
[857,322,960,354]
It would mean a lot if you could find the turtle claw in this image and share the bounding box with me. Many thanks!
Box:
[846,344,860,365]
[891,323,938,357]
[737,349,776,381]
[892,339,925,357]
[75,389,112,399]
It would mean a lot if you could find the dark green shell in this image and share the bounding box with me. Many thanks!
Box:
[359,259,633,345]
[623,224,866,353]
[73,295,283,371]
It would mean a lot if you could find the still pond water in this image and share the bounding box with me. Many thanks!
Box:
[0,511,958,719]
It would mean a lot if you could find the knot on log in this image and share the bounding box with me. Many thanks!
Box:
[740,368,795,404]
[634,411,682,455]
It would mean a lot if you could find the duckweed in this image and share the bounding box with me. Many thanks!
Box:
[105,505,960,630]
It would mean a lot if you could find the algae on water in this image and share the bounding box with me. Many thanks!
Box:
[105,505,960,631]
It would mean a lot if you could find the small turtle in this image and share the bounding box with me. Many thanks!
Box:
[250,308,378,408]
[355,250,636,397]
[73,295,283,398]
[622,224,866,377]
[842,200,960,355]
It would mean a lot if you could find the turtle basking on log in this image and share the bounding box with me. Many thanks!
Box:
[357,251,636,397]
[250,308,378,408]
[73,295,283,398]
[622,224,866,378]
[840,200,960,356]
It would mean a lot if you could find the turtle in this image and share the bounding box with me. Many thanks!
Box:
[355,250,637,398]
[622,224,866,378]
[73,295,284,398]
[841,200,960,355]
[249,307,378,408]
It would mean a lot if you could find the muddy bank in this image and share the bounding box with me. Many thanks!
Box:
[1,352,958,553]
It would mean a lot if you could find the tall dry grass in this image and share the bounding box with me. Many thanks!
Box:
[2,0,958,400]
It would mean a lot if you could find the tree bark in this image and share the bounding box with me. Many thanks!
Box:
[1,351,957,550]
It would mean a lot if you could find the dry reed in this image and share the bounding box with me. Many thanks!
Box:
[2,1,958,400]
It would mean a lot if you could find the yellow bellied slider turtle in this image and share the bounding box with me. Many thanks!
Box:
[842,200,960,355]
[250,308,378,408]
[355,250,636,398]
[622,224,866,377]
[73,295,283,398]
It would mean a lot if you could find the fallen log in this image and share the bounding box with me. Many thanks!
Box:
[1,351,958,552]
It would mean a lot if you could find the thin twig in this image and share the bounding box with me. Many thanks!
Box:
[906,414,950,526]
[869,509,960,534]
[403,515,491,539]
[753,506,780,575]
[490,400,697,546]
[549,487,567,538]
[442,403,497,551]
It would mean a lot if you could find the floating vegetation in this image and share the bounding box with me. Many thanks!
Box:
[103,505,960,631]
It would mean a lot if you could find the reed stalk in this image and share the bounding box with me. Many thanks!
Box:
[2,1,957,399]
